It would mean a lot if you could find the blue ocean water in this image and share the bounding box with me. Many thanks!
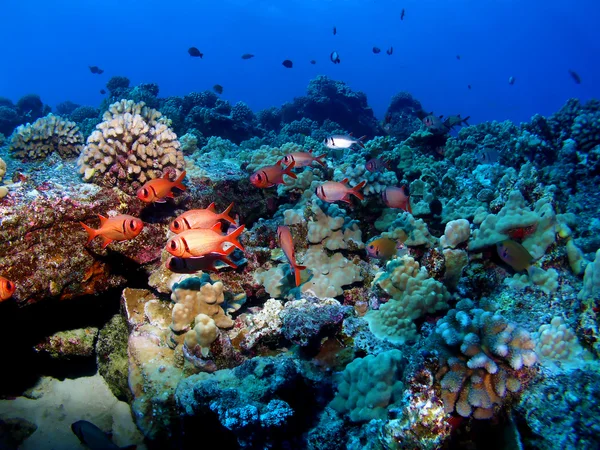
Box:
[1,0,598,124]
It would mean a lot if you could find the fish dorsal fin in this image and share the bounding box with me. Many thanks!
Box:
[98,214,108,225]
[211,222,222,232]
[275,159,283,167]
[162,172,170,179]
[340,178,349,185]
[207,202,216,212]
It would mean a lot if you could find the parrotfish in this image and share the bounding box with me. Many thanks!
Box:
[166,247,238,273]
[0,276,15,302]
[281,150,327,168]
[250,160,296,188]
[71,420,134,450]
[323,134,366,149]
[496,239,533,273]
[382,185,412,214]
[137,171,186,203]
[169,202,236,234]
[277,225,306,287]
[366,237,407,260]
[315,179,366,204]
[166,223,245,258]
[80,214,144,248]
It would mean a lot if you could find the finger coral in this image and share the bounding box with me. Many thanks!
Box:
[78,100,184,195]
[435,299,537,419]
[9,113,84,160]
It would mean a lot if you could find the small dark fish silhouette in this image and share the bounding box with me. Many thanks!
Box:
[456,55,461,60]
[372,47,381,54]
[188,47,203,58]
[508,76,515,85]
[282,60,293,68]
[467,84,471,90]
[386,47,393,55]
[333,26,337,35]
[100,89,106,95]
[213,84,223,94]
[401,8,405,20]
[241,53,254,60]
[310,60,317,65]
[429,198,443,217]
[89,66,104,74]
[568,70,581,84]
[330,51,341,64]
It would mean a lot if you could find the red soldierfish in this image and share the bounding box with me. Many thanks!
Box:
[137,171,187,203]
[382,186,412,214]
[315,179,366,204]
[277,226,306,287]
[250,160,297,188]
[80,214,144,248]
[281,150,327,168]
[365,158,391,173]
[166,246,238,273]
[169,202,236,234]
[0,276,15,302]
[166,223,245,258]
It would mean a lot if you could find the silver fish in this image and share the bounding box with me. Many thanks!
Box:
[323,134,366,149]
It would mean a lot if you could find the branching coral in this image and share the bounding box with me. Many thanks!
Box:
[435,299,537,419]
[78,100,184,194]
[9,114,84,160]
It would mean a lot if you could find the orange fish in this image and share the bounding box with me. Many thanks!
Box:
[169,202,236,234]
[0,276,16,302]
[166,223,245,258]
[366,237,407,260]
[382,185,412,214]
[277,226,306,287]
[137,171,187,203]
[250,160,297,188]
[80,214,144,248]
[281,150,327,168]
[166,247,238,273]
[315,178,366,204]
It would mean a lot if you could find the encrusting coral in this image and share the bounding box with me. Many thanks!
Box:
[9,114,84,160]
[78,99,184,194]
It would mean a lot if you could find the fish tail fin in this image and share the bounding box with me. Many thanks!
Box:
[357,135,367,148]
[80,222,97,245]
[314,154,327,167]
[406,200,413,215]
[173,171,187,191]
[226,225,245,252]
[220,203,236,225]
[293,264,307,287]
[283,160,297,179]
[218,252,238,269]
[463,116,471,126]
[351,180,367,201]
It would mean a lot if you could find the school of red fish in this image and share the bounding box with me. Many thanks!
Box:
[0,142,414,301]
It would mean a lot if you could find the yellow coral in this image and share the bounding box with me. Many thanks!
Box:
[10,114,84,160]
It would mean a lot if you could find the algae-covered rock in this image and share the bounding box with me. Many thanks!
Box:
[33,327,98,359]
[96,314,130,401]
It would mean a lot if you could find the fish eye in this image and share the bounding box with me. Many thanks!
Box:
[256,173,262,181]
[5,281,12,290]
[129,220,137,230]
[173,221,180,229]
[169,240,177,250]
[369,245,374,249]
[141,188,148,196]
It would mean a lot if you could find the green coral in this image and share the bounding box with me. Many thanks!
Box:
[96,314,131,401]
